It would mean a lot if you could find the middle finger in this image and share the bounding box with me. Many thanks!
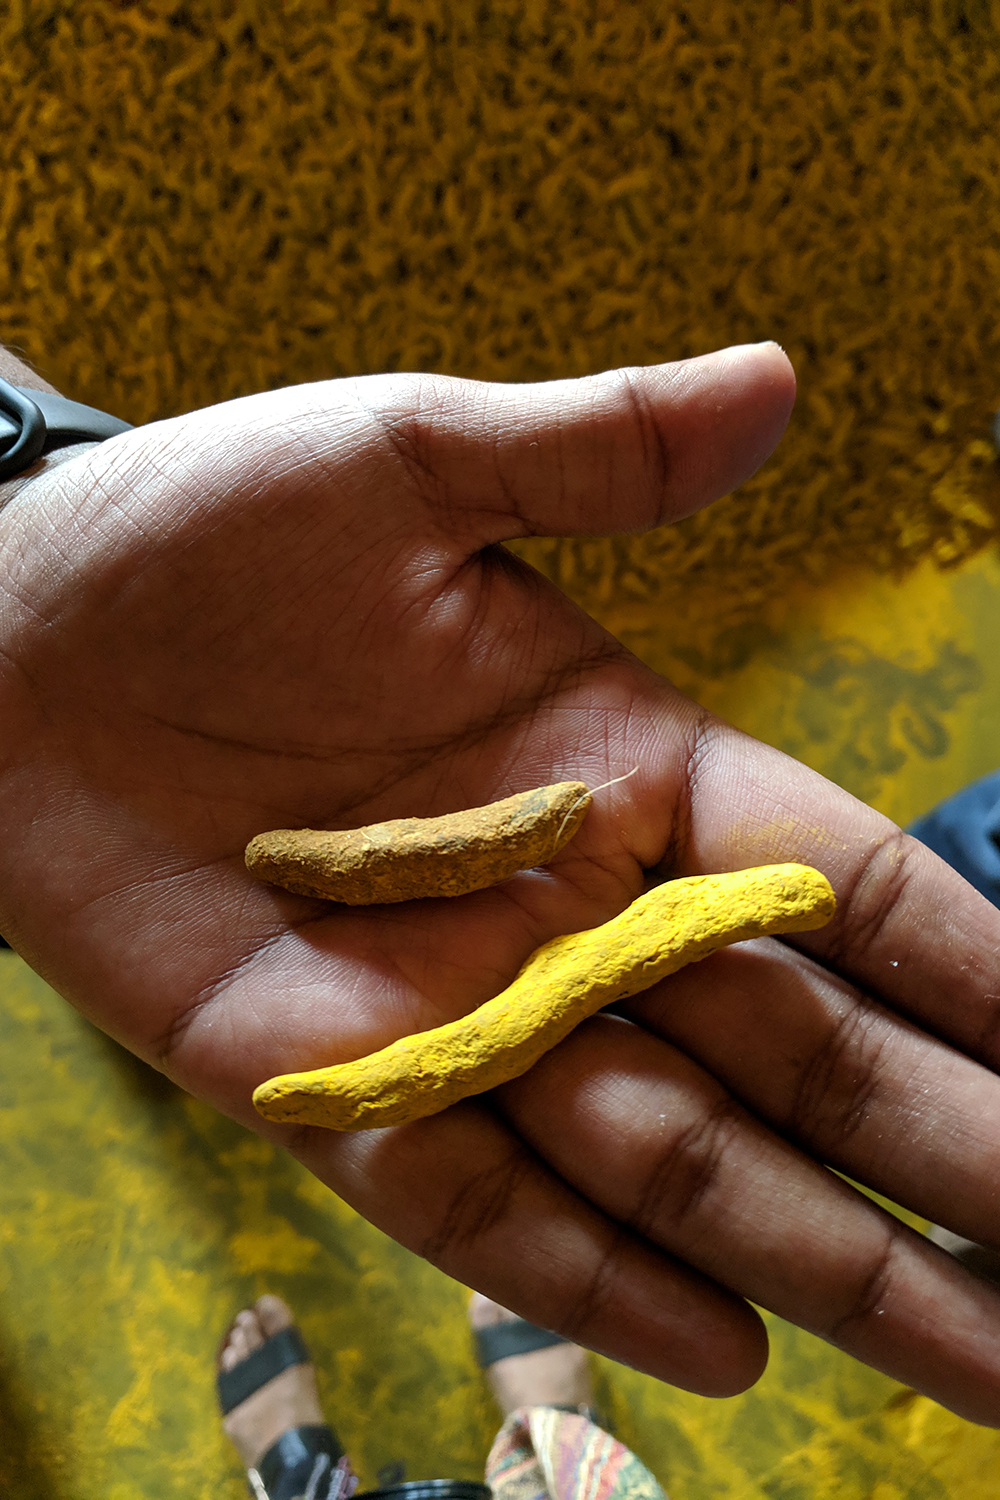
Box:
[496,1009,1000,1425]
[620,937,1000,1250]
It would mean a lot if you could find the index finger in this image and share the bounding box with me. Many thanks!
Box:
[658,707,1000,1064]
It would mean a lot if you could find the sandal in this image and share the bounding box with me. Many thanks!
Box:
[218,1318,490,1500]
[217,1323,350,1500]
[473,1316,601,1426]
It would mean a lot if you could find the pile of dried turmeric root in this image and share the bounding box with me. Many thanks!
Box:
[246,781,835,1131]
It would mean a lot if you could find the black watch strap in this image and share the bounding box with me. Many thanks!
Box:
[0,376,133,480]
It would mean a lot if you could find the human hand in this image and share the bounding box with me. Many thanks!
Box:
[2,345,1000,1422]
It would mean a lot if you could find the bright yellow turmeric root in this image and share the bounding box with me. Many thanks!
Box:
[253,862,835,1132]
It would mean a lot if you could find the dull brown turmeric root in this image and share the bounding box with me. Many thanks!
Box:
[245,781,592,905]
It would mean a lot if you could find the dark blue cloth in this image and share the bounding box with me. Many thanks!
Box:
[907,769,1000,909]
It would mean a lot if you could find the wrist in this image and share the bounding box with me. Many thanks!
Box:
[0,345,59,395]
[0,442,103,513]
[0,347,66,508]
[0,346,128,510]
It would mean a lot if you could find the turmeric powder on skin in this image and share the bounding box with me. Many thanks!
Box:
[253,862,836,1132]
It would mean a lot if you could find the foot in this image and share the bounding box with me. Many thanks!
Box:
[219,1294,326,1471]
[469,1293,594,1418]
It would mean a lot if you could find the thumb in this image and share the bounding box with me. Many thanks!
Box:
[351,342,796,545]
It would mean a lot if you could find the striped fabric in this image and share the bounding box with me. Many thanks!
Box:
[485,1406,666,1500]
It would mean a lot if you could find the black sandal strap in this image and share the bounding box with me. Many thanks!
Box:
[217,1325,312,1415]
[354,1485,490,1500]
[474,1318,569,1368]
[255,1424,345,1500]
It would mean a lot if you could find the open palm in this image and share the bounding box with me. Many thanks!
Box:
[3,344,1000,1423]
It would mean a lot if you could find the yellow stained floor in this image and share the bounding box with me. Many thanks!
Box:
[2,548,1000,1500]
[603,546,1000,829]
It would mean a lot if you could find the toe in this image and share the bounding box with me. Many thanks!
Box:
[256,1294,295,1337]
[218,1298,294,1378]
[220,1320,251,1372]
[236,1307,266,1355]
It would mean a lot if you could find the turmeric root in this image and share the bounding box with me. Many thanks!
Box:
[245,781,591,905]
[253,862,836,1131]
